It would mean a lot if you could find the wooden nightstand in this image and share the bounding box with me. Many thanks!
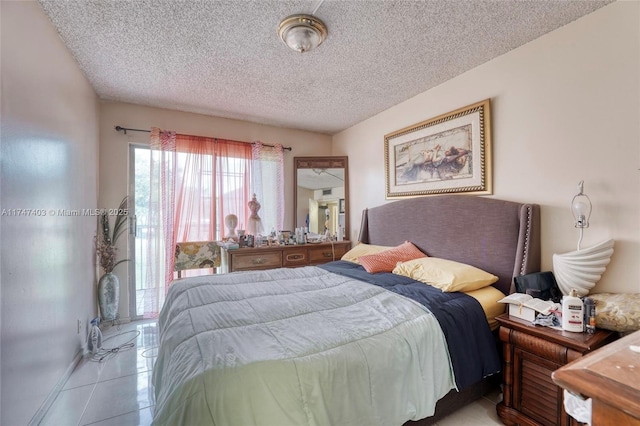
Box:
[221,241,351,272]
[496,313,617,426]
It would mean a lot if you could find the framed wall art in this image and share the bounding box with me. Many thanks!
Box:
[384,99,492,198]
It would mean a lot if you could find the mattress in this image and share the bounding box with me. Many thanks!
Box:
[320,261,502,390]
[152,266,457,426]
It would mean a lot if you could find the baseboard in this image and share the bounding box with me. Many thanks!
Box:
[28,349,84,426]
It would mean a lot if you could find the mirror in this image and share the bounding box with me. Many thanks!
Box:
[294,157,349,240]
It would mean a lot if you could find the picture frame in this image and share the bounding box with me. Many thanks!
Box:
[338,199,345,214]
[384,99,492,198]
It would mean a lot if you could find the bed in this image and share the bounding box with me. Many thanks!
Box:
[152,195,540,426]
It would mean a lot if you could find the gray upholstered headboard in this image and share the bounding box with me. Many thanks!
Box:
[358,195,540,295]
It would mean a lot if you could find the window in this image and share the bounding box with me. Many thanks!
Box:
[138,129,284,317]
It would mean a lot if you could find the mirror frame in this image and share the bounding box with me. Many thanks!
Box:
[293,156,349,240]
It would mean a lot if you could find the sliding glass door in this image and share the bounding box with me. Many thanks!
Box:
[128,144,152,319]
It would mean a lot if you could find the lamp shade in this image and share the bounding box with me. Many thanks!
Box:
[571,181,591,228]
[552,239,614,296]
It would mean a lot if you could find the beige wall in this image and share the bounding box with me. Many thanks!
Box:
[0,2,100,424]
[333,1,640,294]
[99,101,332,319]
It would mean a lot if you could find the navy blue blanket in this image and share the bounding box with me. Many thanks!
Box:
[320,261,501,390]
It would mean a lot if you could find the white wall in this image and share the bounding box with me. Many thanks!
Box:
[99,101,333,320]
[333,1,640,294]
[0,2,100,424]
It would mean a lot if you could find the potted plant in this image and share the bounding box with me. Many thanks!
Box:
[95,196,129,321]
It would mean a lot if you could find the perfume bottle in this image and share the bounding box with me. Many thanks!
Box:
[584,297,596,334]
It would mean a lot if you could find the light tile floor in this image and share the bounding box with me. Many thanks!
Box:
[40,319,503,425]
[40,320,157,426]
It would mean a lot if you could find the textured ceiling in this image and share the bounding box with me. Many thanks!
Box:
[38,0,613,135]
[298,168,345,190]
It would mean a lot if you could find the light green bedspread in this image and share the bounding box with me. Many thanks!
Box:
[152,266,455,426]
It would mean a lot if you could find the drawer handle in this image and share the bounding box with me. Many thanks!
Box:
[252,258,266,265]
[322,252,332,258]
[286,254,305,261]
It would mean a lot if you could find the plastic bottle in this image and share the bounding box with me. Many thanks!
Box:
[562,289,584,332]
[87,317,102,354]
[584,297,596,334]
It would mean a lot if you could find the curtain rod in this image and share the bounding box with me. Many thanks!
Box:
[114,126,292,151]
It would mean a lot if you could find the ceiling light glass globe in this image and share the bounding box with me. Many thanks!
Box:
[286,26,320,52]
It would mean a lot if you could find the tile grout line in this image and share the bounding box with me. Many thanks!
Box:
[81,405,155,426]
[70,365,154,390]
[76,359,108,426]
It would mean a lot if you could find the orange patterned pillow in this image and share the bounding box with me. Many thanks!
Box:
[358,241,427,273]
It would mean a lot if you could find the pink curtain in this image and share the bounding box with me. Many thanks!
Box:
[144,130,252,317]
[173,134,252,244]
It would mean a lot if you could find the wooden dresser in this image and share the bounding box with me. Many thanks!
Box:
[221,241,351,273]
[496,313,617,426]
[552,330,640,426]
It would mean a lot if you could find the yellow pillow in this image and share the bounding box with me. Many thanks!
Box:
[341,243,394,264]
[464,286,507,331]
[393,257,498,292]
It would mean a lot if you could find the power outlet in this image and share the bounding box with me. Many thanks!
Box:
[77,319,82,334]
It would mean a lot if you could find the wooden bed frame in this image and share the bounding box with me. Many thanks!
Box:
[357,195,541,424]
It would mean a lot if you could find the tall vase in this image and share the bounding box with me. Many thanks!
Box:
[98,272,120,321]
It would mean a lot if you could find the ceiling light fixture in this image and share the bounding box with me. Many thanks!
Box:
[278,14,327,53]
